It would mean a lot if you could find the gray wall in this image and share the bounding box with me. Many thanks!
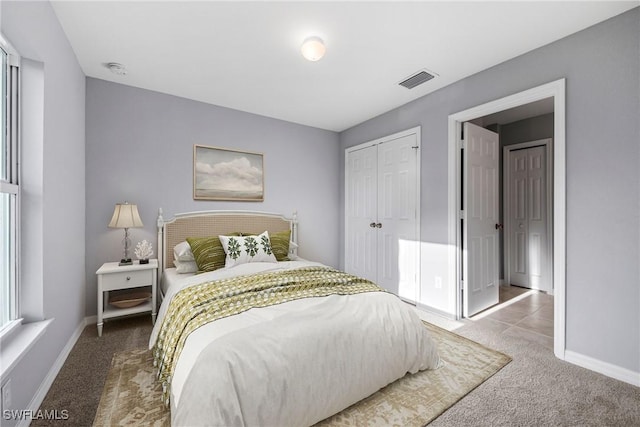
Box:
[501,113,554,147]
[85,79,340,316]
[340,8,639,373]
[1,1,86,423]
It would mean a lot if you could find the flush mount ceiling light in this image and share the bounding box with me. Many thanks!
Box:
[301,36,326,62]
[106,62,128,76]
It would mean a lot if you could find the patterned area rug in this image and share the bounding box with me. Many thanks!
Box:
[93,322,510,427]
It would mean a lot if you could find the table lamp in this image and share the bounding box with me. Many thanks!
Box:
[108,202,144,265]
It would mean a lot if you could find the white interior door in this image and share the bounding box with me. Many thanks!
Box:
[345,145,377,283]
[463,122,499,316]
[506,142,551,292]
[377,135,419,300]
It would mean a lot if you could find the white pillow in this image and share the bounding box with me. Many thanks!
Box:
[173,259,198,274]
[174,241,195,262]
[219,231,277,268]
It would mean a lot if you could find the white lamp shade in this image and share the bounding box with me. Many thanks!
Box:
[108,203,144,228]
[301,36,326,62]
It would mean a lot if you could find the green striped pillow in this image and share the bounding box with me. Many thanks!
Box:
[270,230,291,261]
[186,234,237,273]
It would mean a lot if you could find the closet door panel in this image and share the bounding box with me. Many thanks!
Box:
[377,135,418,301]
[345,145,377,283]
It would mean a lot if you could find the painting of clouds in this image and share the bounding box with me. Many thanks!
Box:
[194,145,264,201]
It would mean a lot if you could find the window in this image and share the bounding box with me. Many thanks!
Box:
[0,40,19,333]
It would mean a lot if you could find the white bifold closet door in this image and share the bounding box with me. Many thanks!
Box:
[345,129,419,303]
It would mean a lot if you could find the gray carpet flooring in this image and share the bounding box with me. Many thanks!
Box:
[35,314,639,426]
[430,321,640,426]
[32,316,153,427]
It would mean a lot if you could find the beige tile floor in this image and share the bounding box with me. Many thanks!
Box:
[413,285,555,350]
[470,285,554,349]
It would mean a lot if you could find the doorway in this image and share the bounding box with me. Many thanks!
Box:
[447,79,566,360]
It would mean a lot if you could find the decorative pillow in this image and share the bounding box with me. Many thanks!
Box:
[173,241,195,262]
[270,229,291,261]
[219,231,278,268]
[173,259,198,274]
[185,233,242,272]
[186,236,228,272]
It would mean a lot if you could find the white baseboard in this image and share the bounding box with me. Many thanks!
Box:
[18,317,88,427]
[565,350,640,387]
[414,301,457,320]
[85,315,97,325]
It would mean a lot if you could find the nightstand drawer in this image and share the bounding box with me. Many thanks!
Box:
[101,269,151,291]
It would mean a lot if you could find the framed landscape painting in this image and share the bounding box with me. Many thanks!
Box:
[193,145,264,201]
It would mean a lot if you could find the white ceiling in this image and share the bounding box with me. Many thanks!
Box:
[51,1,638,132]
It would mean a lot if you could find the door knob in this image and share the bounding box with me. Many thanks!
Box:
[376,223,382,228]
[369,222,376,228]
[495,223,503,230]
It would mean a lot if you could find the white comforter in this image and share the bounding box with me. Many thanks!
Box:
[150,260,440,427]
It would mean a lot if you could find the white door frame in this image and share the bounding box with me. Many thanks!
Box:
[503,139,553,294]
[345,126,421,302]
[447,79,566,360]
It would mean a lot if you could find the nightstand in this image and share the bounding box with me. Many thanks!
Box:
[96,259,158,337]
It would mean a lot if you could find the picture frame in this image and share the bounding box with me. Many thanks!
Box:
[193,144,264,201]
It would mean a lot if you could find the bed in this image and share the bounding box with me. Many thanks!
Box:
[150,209,440,426]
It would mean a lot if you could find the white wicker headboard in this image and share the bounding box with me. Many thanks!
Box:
[156,209,298,275]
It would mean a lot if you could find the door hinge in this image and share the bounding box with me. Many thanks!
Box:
[460,139,466,150]
[459,210,465,219]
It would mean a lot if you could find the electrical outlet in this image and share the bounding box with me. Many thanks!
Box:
[2,379,11,410]
[434,276,442,289]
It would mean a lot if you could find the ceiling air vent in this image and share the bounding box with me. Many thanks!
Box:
[399,70,435,89]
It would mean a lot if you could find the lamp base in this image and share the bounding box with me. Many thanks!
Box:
[119,258,133,266]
